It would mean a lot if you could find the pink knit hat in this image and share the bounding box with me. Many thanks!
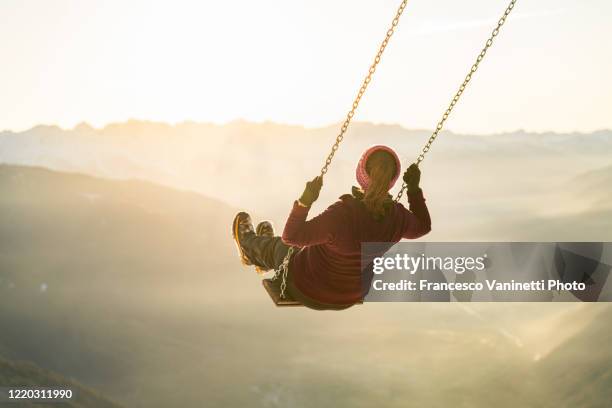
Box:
[356,145,401,191]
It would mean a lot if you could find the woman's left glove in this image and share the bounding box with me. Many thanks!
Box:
[298,176,323,207]
[403,163,421,194]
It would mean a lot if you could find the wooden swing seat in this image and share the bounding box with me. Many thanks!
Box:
[262,278,364,307]
[262,278,303,307]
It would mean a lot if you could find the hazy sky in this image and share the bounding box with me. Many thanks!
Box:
[1,0,610,133]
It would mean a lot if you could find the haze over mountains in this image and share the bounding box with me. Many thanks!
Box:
[1,120,611,240]
[0,165,610,407]
[1,121,611,406]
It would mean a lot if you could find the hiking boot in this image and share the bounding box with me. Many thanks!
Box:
[253,221,275,274]
[256,221,275,238]
[232,212,255,266]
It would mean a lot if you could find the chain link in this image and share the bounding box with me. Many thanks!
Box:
[394,0,517,202]
[320,0,409,176]
[272,247,294,299]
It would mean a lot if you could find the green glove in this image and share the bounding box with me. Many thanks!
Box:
[299,176,323,207]
[403,163,421,194]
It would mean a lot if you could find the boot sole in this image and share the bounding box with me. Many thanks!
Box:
[232,213,252,266]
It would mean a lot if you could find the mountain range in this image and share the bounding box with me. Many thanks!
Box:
[1,120,610,239]
[0,164,610,407]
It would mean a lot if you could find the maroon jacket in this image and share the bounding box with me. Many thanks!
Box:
[282,189,431,305]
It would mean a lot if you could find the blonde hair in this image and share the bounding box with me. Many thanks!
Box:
[362,150,396,219]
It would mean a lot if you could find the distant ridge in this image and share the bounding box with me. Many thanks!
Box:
[2,119,612,136]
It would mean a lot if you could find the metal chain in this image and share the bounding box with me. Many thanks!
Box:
[320,0,409,176]
[273,1,518,297]
[395,0,517,202]
[271,247,294,299]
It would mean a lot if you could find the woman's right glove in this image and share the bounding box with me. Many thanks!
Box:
[298,176,323,207]
[403,163,421,194]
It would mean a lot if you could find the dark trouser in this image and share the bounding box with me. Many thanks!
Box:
[240,234,353,311]
[241,234,291,272]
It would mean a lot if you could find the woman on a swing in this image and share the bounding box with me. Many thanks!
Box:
[232,145,431,310]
